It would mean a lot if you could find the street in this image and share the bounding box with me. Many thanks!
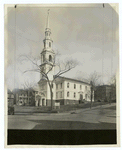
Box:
[8,103,116,130]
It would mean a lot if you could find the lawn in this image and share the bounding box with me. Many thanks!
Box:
[14,101,115,113]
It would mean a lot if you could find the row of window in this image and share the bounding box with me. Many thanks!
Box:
[55,91,88,99]
[67,83,87,90]
[55,83,87,90]
[67,92,88,99]
[44,41,51,48]
[56,91,63,99]
[52,83,88,91]
[46,32,50,36]
[67,92,76,98]
[42,55,52,62]
[56,83,62,89]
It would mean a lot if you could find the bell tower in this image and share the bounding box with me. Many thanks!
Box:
[40,9,55,80]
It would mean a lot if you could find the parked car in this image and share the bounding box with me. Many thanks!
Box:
[8,106,14,115]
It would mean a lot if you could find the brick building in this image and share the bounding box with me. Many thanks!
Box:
[94,85,112,101]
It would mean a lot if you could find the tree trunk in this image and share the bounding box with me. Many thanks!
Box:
[90,91,92,109]
[90,81,93,109]
[28,90,29,105]
[48,82,53,110]
[51,90,53,110]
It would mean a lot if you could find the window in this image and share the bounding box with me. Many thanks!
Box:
[67,92,69,97]
[67,83,69,88]
[85,86,87,90]
[60,92,62,98]
[44,42,46,47]
[56,84,58,89]
[60,83,62,89]
[49,42,51,47]
[56,92,58,99]
[85,94,87,100]
[74,92,76,98]
[80,85,82,90]
[74,84,76,89]
[49,55,52,62]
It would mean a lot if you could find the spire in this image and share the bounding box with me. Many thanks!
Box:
[46,9,50,28]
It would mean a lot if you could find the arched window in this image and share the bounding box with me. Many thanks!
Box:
[49,42,51,47]
[67,92,69,97]
[74,92,76,98]
[67,83,69,88]
[60,83,62,89]
[49,55,52,62]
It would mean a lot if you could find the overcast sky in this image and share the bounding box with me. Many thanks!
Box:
[5,4,119,90]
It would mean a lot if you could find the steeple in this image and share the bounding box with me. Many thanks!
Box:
[42,9,53,52]
[40,9,55,80]
[46,9,50,29]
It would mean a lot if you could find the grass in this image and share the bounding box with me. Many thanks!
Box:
[56,101,111,113]
[14,101,115,113]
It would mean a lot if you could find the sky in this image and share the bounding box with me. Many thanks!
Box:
[5,3,119,90]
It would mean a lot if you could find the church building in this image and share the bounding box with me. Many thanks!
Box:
[35,10,94,107]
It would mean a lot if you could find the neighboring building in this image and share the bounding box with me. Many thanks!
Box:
[94,85,112,101]
[36,10,94,106]
[111,84,116,101]
[8,89,15,106]
[13,89,36,106]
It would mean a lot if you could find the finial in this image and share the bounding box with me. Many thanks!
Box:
[46,9,50,28]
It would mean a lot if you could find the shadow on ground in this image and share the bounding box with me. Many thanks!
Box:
[27,119,116,130]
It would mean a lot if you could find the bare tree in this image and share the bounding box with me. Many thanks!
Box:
[76,71,102,108]
[109,74,116,103]
[19,53,78,110]
[21,80,37,106]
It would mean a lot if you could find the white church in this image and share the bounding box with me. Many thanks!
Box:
[35,10,94,107]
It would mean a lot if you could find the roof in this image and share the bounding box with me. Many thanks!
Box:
[96,85,111,88]
[12,88,36,94]
[38,76,90,85]
[55,76,90,85]
[7,89,13,94]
